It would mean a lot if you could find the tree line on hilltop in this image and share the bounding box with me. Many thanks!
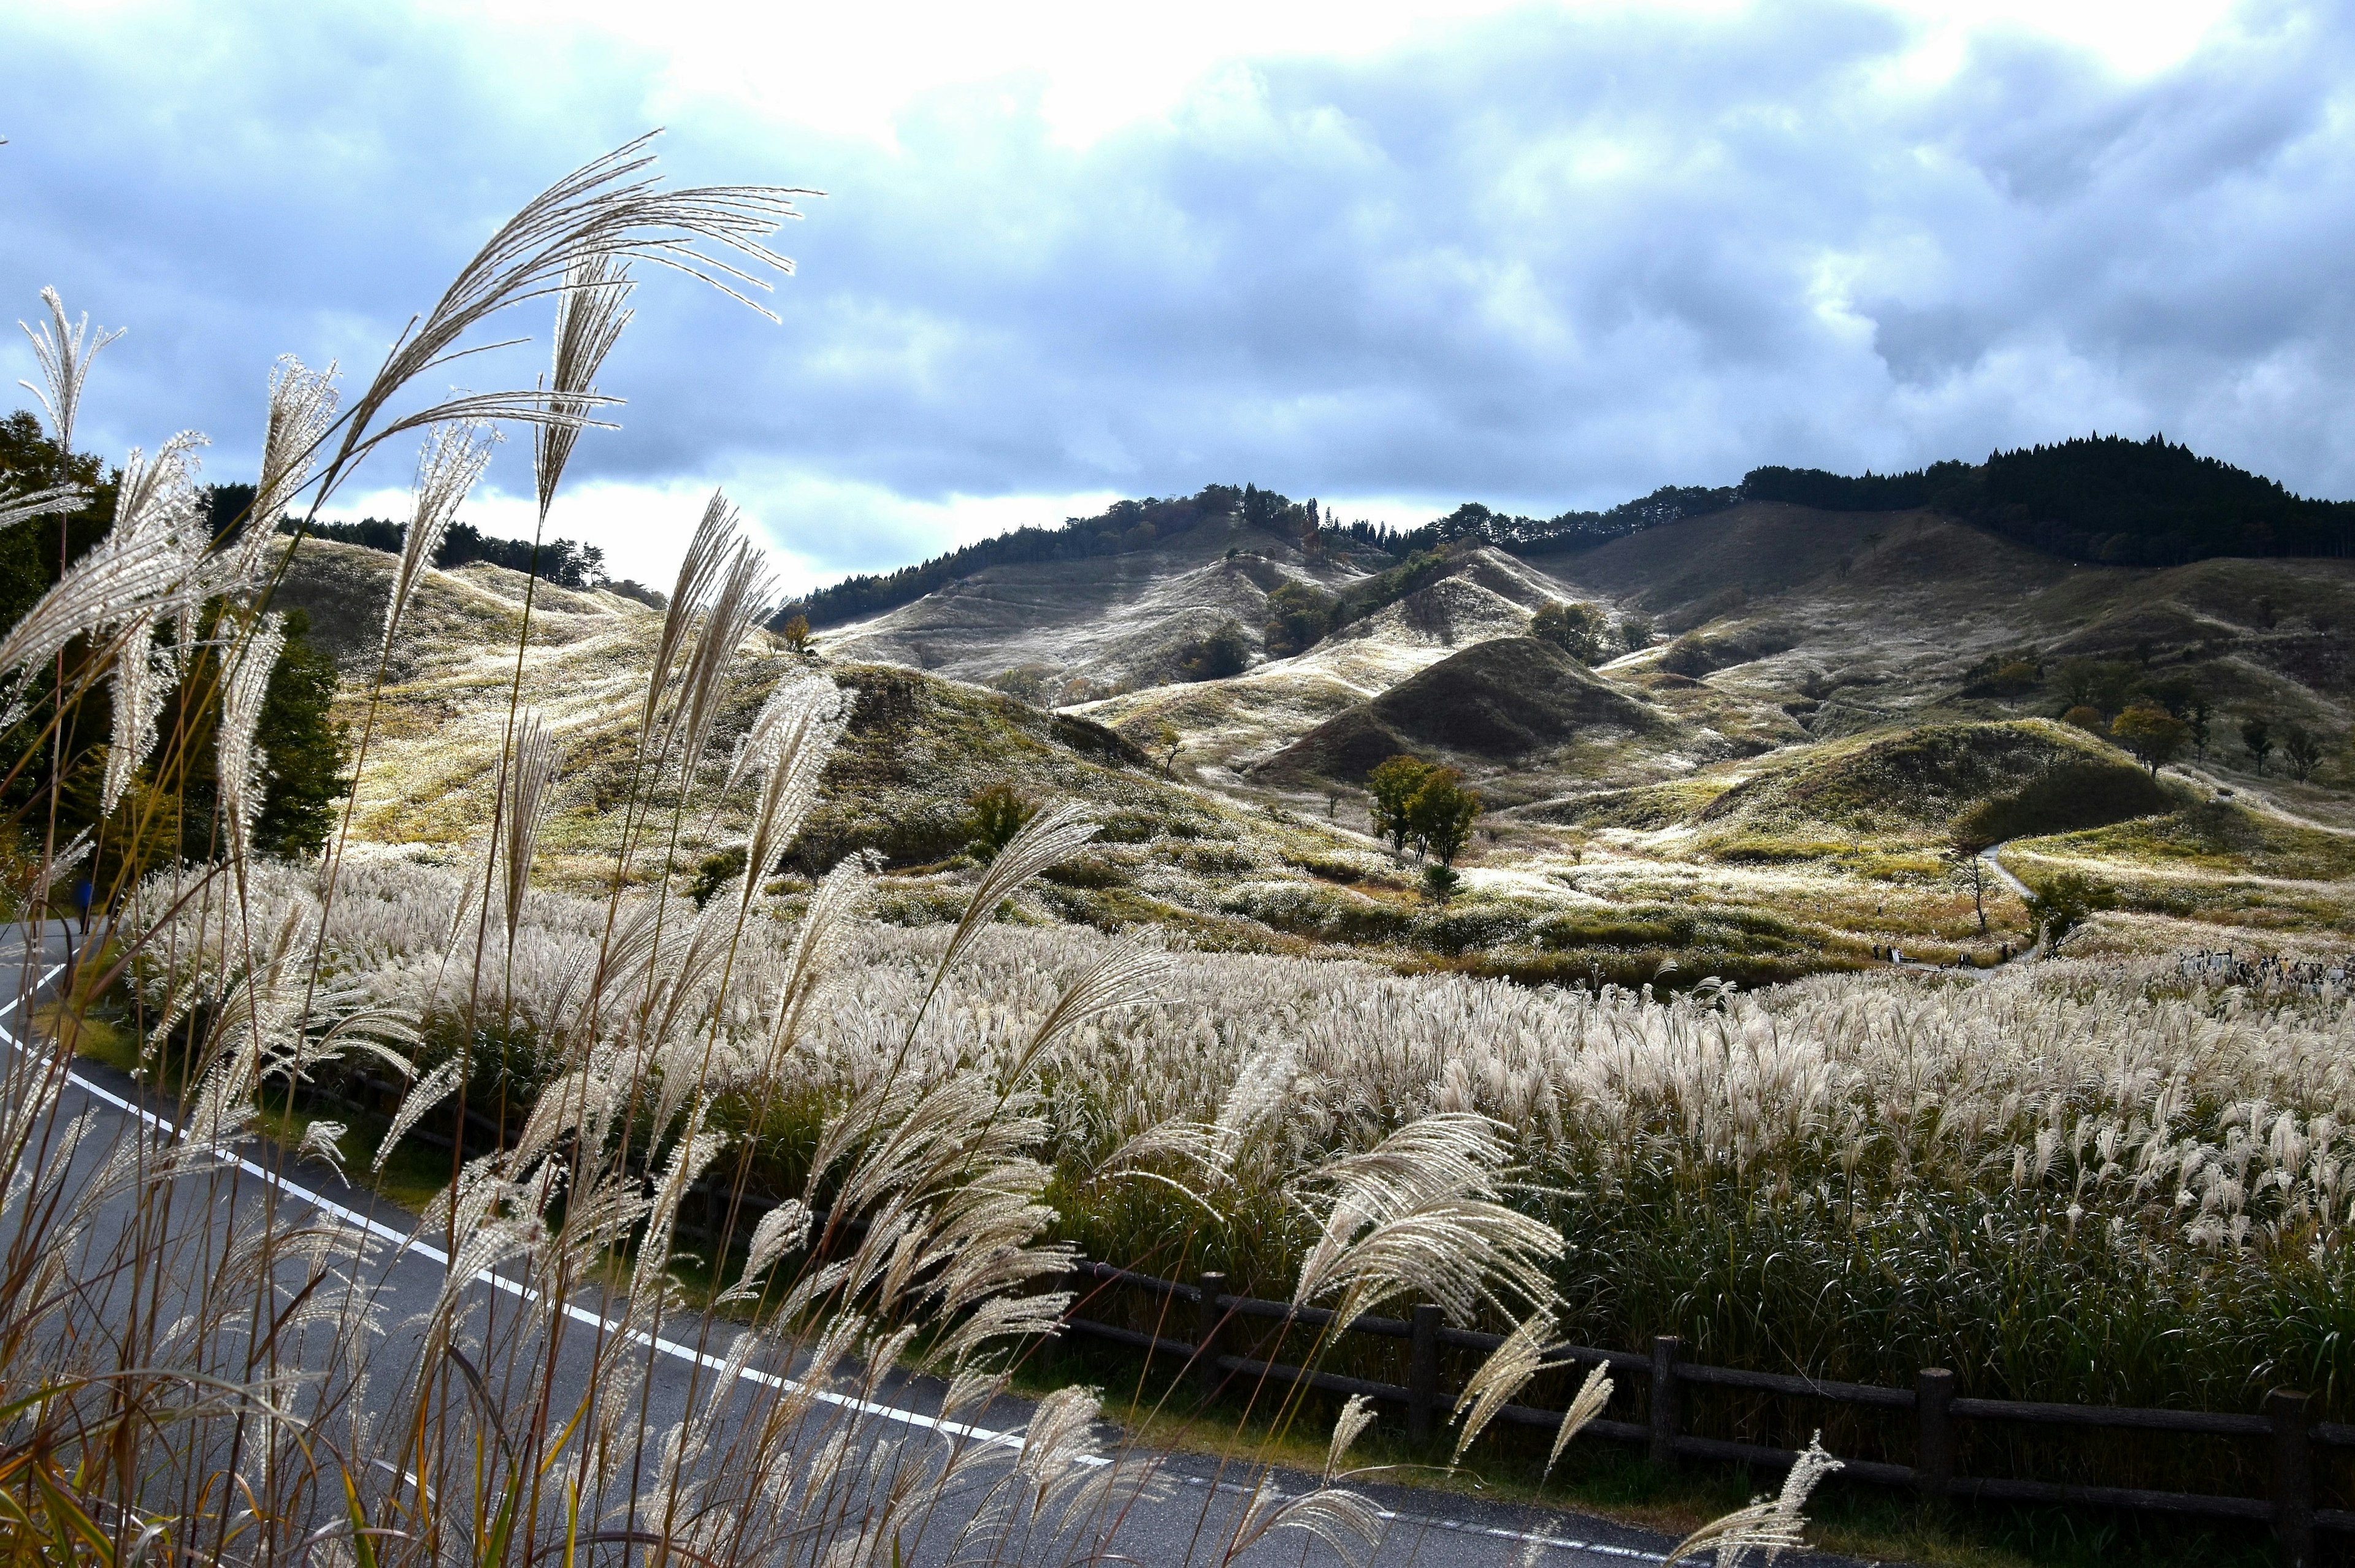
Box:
[781,434,2355,634]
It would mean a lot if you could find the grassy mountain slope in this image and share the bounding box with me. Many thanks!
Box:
[1261,637,1682,785]
[277,472,2355,979]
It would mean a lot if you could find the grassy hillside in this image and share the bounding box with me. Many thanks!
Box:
[1263,636,1680,782]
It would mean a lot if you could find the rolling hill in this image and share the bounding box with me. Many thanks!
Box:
[271,429,2355,981]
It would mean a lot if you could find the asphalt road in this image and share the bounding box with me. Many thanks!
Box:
[0,921,1881,1568]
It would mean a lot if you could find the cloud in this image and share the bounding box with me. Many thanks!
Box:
[2,0,2351,594]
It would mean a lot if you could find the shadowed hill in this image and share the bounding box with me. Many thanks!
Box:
[1261,637,1679,781]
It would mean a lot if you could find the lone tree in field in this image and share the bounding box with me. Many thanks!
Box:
[1947,813,1999,936]
[1530,600,1607,664]
[1409,763,1480,871]
[779,612,812,652]
[2242,716,2274,775]
[1152,720,1182,777]
[2283,723,2324,782]
[2111,704,2189,778]
[1366,753,1432,857]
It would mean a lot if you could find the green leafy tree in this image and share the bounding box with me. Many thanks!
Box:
[1262,581,1336,658]
[1530,601,1608,664]
[2110,704,2189,779]
[2055,657,2099,709]
[1407,766,1480,866]
[1618,613,1654,651]
[2186,698,2212,760]
[2026,871,2115,947]
[1365,754,1432,857]
[2242,716,2273,775]
[1990,658,2041,695]
[2283,724,2324,782]
[779,613,813,653]
[1176,619,1250,681]
[2062,705,2107,734]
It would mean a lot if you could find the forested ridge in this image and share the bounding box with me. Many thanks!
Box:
[784,434,2355,631]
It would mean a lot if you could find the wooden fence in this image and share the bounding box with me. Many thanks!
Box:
[1057,1260,2349,1567]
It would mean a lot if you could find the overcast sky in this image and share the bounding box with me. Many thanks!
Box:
[5,0,2351,589]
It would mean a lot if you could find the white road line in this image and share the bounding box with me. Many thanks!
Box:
[7,954,1681,1565]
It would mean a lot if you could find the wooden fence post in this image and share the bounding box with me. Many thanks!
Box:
[1407,1304,1442,1444]
[1194,1272,1228,1400]
[1649,1335,1683,1469]
[1915,1369,1955,1502]
[2267,1388,2313,1568]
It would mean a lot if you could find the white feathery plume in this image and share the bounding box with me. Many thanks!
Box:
[0,483,86,530]
[18,287,124,454]
[1664,1436,1839,1567]
[297,1120,351,1182]
[319,134,807,493]
[1226,1478,1386,1568]
[640,492,736,746]
[1325,1393,1379,1482]
[234,355,340,579]
[1547,1360,1616,1478]
[1290,1112,1563,1331]
[378,421,496,667]
[535,255,634,522]
[632,1111,729,1301]
[375,1059,461,1173]
[499,708,559,938]
[764,852,872,1073]
[716,1198,812,1304]
[216,613,286,857]
[665,537,774,781]
[1006,932,1173,1082]
[1451,1312,1551,1466]
[29,829,91,906]
[935,803,1100,982]
[730,676,851,922]
[101,612,170,816]
[0,434,207,700]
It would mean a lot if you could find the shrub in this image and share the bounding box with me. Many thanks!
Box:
[964,781,1038,856]
[1529,600,1607,663]
[1176,617,1250,680]
[2027,870,2116,944]
[1262,579,1336,657]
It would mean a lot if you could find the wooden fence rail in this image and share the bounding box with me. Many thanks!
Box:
[1058,1260,2343,1566]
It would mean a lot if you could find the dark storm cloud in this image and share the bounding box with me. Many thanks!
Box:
[4,1,2352,581]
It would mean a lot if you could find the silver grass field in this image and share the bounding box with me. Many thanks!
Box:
[0,140,1849,1568]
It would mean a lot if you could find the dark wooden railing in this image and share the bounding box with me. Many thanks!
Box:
[1058,1260,2343,1567]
